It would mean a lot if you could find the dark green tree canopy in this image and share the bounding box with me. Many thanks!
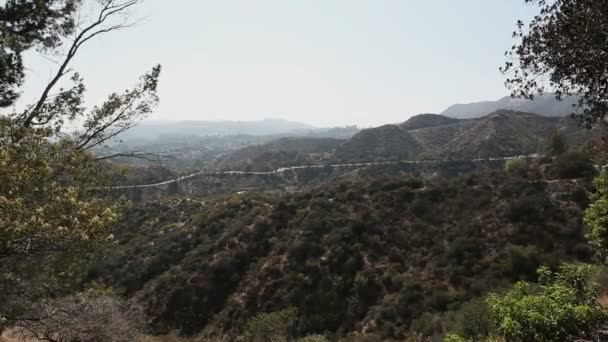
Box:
[503,0,608,128]
[0,0,81,107]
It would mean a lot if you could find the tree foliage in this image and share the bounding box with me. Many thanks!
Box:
[545,129,567,156]
[488,264,608,341]
[245,307,299,342]
[551,150,595,179]
[448,264,608,342]
[0,0,81,107]
[502,0,608,128]
[585,170,608,261]
[505,158,527,175]
[448,297,493,340]
[0,0,160,327]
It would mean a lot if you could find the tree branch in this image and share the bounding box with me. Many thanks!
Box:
[20,0,140,128]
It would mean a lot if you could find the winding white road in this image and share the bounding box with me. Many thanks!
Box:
[105,154,539,190]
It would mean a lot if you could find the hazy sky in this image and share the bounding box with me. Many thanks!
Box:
[19,0,538,127]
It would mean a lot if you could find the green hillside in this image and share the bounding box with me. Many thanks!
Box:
[91,159,595,340]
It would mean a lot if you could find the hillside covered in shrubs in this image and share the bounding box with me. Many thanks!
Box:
[209,111,600,173]
[90,157,597,340]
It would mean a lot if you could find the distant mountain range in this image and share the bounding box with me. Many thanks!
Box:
[120,118,316,142]
[113,95,594,171]
[441,94,579,119]
[117,94,580,145]
[334,110,598,161]
[211,111,596,171]
[116,119,361,146]
[334,111,592,162]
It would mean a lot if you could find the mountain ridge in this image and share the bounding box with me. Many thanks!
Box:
[119,118,317,142]
[441,94,579,119]
[332,110,589,163]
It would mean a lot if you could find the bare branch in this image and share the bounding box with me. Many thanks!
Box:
[20,0,140,128]
[76,92,140,150]
[80,123,135,150]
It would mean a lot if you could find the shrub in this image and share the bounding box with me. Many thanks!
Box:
[448,297,493,340]
[570,186,590,207]
[448,264,608,342]
[388,247,404,262]
[408,312,443,337]
[505,158,527,175]
[546,129,568,156]
[508,195,553,225]
[447,236,482,268]
[503,245,541,281]
[245,307,299,342]
[487,264,608,342]
[294,335,330,342]
[444,335,473,342]
[340,333,383,342]
[552,151,595,179]
[412,198,431,218]
[585,170,608,261]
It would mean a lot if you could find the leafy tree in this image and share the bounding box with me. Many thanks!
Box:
[0,0,80,107]
[488,264,607,341]
[502,0,608,128]
[545,129,567,156]
[448,264,608,342]
[0,0,161,327]
[585,170,608,261]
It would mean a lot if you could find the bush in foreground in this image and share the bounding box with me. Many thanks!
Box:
[448,264,608,342]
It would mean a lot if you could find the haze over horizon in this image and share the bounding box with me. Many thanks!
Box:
[16,0,538,127]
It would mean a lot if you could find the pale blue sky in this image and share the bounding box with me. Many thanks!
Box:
[19,0,537,127]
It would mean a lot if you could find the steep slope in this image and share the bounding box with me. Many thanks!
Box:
[332,111,589,162]
[408,120,477,153]
[93,168,594,340]
[333,124,424,162]
[441,94,579,119]
[427,111,561,159]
